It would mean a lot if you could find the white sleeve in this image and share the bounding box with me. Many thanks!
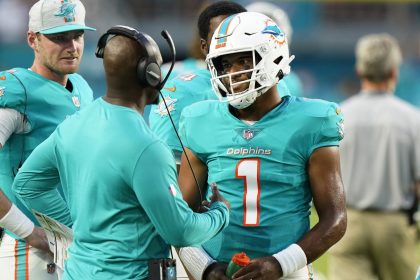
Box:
[0,108,27,146]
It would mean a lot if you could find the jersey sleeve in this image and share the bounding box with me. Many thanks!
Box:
[179,104,212,165]
[178,109,190,150]
[0,70,27,113]
[131,141,229,247]
[308,102,344,155]
[0,108,26,146]
[12,133,72,227]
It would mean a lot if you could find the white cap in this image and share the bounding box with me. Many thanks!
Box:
[28,0,95,34]
[246,2,292,44]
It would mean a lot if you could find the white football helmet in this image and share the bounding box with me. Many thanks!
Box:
[206,12,295,109]
[246,2,293,45]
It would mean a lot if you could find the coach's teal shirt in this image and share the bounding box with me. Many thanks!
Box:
[13,98,229,279]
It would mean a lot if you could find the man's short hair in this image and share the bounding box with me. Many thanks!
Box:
[355,33,402,83]
[197,1,246,40]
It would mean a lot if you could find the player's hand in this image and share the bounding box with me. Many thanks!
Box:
[203,262,229,280]
[232,256,282,280]
[24,227,53,257]
[208,183,230,210]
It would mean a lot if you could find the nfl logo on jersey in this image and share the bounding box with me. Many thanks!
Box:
[235,128,262,141]
[72,96,80,107]
[243,129,254,140]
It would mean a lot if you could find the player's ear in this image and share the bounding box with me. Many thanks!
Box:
[27,32,38,51]
[389,67,398,80]
[200,38,208,57]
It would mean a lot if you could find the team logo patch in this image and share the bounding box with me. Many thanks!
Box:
[337,119,344,140]
[55,0,76,23]
[169,184,177,196]
[262,19,286,46]
[0,86,5,97]
[0,76,6,80]
[235,128,262,141]
[155,96,177,116]
[72,96,80,107]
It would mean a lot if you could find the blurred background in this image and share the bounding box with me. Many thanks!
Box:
[1,0,420,107]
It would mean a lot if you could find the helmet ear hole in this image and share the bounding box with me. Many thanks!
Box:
[274,56,283,65]
[277,70,284,80]
[274,56,284,79]
[255,52,262,64]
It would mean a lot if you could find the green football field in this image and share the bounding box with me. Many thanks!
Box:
[310,209,420,278]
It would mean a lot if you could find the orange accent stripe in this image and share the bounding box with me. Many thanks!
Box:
[25,244,30,280]
[14,240,18,280]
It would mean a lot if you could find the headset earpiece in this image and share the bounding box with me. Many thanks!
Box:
[95,25,163,89]
[137,57,161,88]
[95,32,109,58]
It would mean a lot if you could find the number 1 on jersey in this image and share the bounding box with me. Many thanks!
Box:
[236,158,261,226]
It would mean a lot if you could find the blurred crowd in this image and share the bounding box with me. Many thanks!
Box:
[1,0,420,106]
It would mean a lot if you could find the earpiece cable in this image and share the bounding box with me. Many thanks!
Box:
[158,90,203,211]
[160,30,204,212]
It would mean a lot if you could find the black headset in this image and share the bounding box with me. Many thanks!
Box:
[96,26,203,211]
[95,25,163,89]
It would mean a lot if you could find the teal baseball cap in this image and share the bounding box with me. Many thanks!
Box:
[28,0,96,34]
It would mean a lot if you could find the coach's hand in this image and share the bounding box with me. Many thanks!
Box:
[209,183,230,210]
[24,227,53,257]
[204,261,229,280]
[232,256,282,280]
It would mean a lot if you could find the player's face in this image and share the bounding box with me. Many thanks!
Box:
[32,30,85,75]
[219,52,253,94]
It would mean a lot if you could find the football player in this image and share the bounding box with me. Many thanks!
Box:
[0,0,94,279]
[178,12,347,280]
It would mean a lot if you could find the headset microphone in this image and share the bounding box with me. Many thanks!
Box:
[160,30,176,89]
[158,30,203,209]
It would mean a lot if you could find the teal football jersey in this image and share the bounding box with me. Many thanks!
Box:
[149,69,215,159]
[179,95,344,261]
[149,69,290,159]
[161,58,207,81]
[13,98,229,280]
[0,68,93,238]
[284,72,303,97]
